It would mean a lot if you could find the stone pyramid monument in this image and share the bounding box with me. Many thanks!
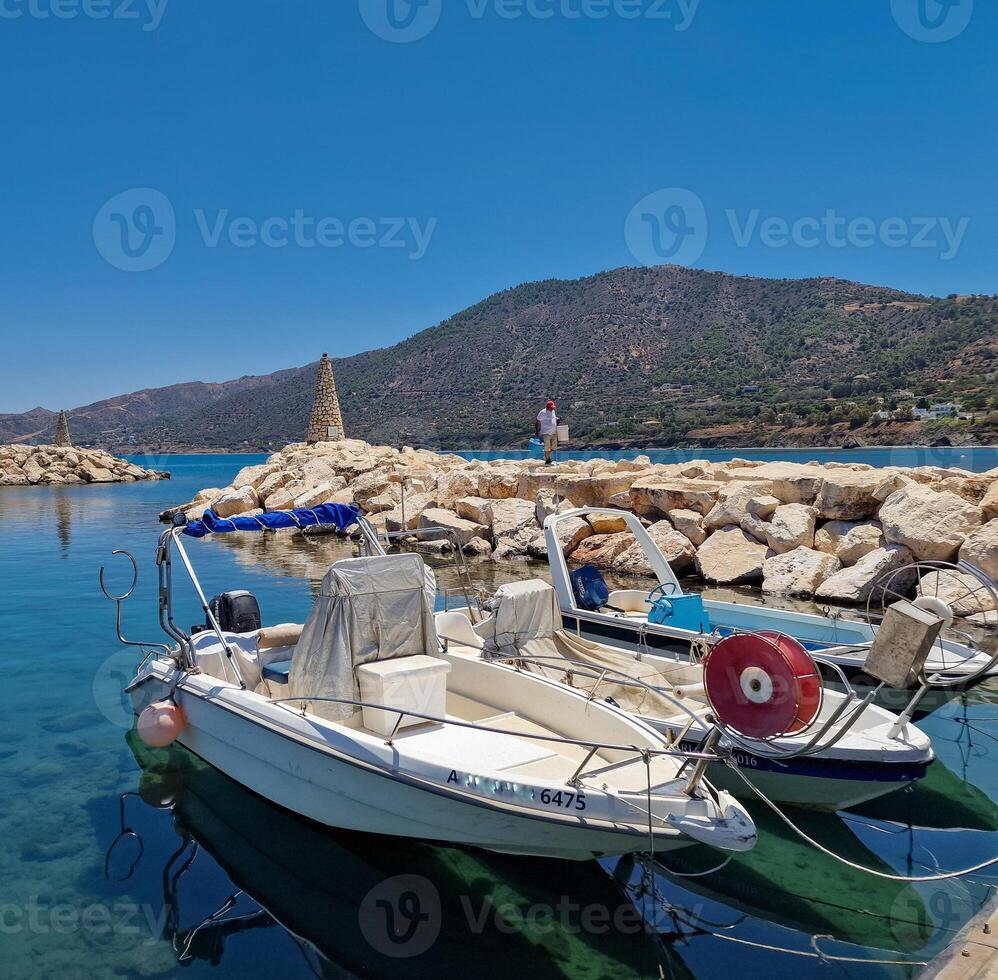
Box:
[54,410,73,448]
[306,353,346,444]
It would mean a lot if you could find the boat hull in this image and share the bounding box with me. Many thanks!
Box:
[672,738,928,810]
[128,671,699,862]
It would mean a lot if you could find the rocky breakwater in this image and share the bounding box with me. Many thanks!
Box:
[170,440,998,624]
[0,445,168,486]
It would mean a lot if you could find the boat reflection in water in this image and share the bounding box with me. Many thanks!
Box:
[117,732,682,979]
[647,755,996,966]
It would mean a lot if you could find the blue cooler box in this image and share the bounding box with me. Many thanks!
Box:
[647,594,711,633]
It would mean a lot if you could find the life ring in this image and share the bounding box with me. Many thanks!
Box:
[703,631,822,739]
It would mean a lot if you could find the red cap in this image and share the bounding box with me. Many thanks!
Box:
[546,400,556,410]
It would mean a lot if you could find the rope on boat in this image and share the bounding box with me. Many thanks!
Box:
[729,763,998,882]
[656,853,734,878]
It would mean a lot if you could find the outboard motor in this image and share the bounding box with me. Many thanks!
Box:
[205,591,261,634]
[571,566,610,612]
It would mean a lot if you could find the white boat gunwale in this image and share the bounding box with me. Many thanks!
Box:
[132,658,716,840]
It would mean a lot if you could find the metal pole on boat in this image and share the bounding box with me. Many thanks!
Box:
[683,727,722,797]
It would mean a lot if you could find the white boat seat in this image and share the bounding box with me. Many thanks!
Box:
[436,611,484,649]
[606,590,652,613]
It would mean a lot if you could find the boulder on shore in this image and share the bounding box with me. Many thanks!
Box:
[814,545,916,604]
[763,547,842,597]
[695,525,771,584]
[878,484,982,561]
[1,444,168,487]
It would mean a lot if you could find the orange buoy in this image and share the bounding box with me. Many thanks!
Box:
[704,631,822,740]
[137,701,185,748]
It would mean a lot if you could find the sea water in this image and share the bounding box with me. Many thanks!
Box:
[0,452,996,980]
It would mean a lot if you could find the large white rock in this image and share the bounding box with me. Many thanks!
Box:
[668,508,706,546]
[586,512,630,534]
[694,526,771,584]
[763,547,842,596]
[980,483,998,522]
[212,485,260,518]
[478,467,520,500]
[814,520,885,566]
[455,496,495,527]
[294,477,349,510]
[264,481,308,512]
[555,472,645,508]
[436,469,478,503]
[383,493,436,533]
[704,483,772,530]
[879,484,983,561]
[629,478,724,517]
[765,504,818,555]
[489,498,539,556]
[814,545,916,604]
[958,520,998,580]
[616,522,697,575]
[418,508,489,547]
[552,516,594,555]
[814,472,886,520]
[571,532,636,569]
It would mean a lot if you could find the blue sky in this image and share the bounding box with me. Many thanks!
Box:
[1,0,994,412]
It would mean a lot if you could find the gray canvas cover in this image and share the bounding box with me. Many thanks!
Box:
[288,553,438,721]
[479,579,561,657]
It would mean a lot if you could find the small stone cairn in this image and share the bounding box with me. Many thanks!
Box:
[307,354,346,445]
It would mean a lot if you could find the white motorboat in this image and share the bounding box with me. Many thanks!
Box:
[110,505,756,862]
[435,579,935,811]
[544,508,998,692]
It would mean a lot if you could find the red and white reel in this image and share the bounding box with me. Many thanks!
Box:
[703,631,822,739]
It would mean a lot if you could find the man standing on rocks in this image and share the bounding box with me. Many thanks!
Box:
[535,400,560,465]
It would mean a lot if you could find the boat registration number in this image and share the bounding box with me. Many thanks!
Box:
[540,789,586,811]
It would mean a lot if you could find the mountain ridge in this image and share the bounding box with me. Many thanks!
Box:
[5,265,996,451]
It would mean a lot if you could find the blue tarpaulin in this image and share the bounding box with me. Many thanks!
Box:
[184,503,361,538]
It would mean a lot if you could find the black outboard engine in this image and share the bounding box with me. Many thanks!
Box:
[205,591,262,634]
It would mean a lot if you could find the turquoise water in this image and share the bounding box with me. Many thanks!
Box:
[457,446,998,472]
[1,453,997,979]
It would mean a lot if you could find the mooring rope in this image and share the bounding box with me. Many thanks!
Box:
[729,763,998,882]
